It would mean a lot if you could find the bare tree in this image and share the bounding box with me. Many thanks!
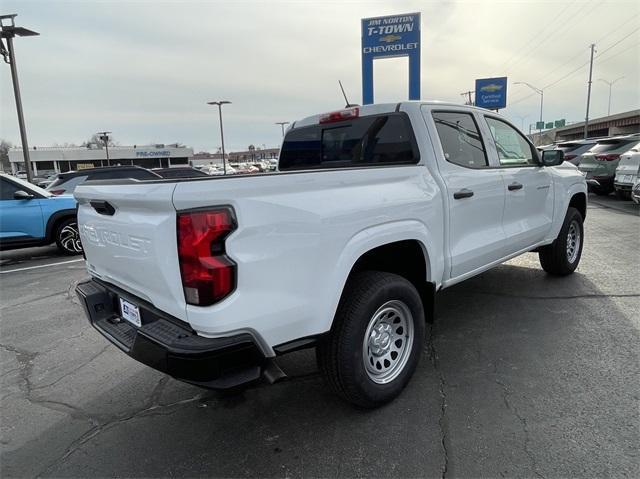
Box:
[83,134,117,147]
[0,139,12,172]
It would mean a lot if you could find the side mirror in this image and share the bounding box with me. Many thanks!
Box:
[541,149,564,166]
[13,190,35,200]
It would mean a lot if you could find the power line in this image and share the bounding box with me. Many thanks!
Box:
[499,0,578,73]
[594,26,640,58]
[508,26,640,107]
[596,41,639,66]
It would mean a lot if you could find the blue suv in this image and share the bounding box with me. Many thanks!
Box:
[0,173,82,255]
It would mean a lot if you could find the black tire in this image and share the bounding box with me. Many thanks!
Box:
[615,189,631,201]
[538,207,584,276]
[593,185,612,196]
[316,271,425,408]
[55,217,83,255]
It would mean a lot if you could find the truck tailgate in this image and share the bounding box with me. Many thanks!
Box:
[74,181,187,321]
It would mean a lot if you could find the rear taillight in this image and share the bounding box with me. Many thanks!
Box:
[319,107,359,124]
[596,154,620,161]
[49,189,65,195]
[177,207,237,306]
[564,154,576,161]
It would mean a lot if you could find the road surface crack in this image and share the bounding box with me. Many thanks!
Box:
[494,373,545,479]
[426,324,449,479]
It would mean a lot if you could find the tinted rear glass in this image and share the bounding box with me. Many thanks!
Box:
[588,140,638,154]
[279,113,419,171]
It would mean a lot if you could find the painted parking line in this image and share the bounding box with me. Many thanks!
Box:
[0,258,84,274]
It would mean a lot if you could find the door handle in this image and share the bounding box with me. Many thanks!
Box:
[453,188,474,199]
[508,182,523,191]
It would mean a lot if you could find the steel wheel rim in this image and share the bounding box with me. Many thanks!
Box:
[60,223,83,253]
[566,220,580,264]
[362,300,414,384]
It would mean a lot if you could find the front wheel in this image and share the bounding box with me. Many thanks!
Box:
[55,218,83,255]
[317,271,425,408]
[538,207,583,276]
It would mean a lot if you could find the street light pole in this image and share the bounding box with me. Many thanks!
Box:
[598,76,624,116]
[275,121,290,137]
[97,131,111,166]
[207,101,231,175]
[1,14,39,182]
[514,81,544,140]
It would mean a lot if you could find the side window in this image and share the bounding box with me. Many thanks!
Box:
[0,178,21,200]
[485,117,538,166]
[432,111,488,169]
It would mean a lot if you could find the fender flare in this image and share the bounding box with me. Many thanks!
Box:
[323,220,437,331]
[549,181,588,241]
[45,209,77,242]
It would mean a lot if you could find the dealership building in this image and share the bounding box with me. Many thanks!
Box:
[8,144,194,175]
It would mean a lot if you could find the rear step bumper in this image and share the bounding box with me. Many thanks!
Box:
[76,278,267,389]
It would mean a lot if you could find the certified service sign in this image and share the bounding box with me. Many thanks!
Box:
[361,13,421,105]
[475,77,508,110]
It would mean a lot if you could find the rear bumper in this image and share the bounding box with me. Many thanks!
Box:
[76,278,266,389]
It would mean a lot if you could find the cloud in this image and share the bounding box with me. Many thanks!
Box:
[1,0,638,151]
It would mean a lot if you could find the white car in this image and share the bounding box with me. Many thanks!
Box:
[74,102,587,408]
[632,178,640,204]
[614,142,640,200]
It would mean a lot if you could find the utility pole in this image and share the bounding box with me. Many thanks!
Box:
[584,43,596,139]
[275,122,290,137]
[97,131,111,166]
[598,76,624,116]
[460,91,474,105]
[207,101,231,175]
[0,14,39,182]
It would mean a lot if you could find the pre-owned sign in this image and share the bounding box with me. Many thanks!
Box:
[475,77,508,110]
[361,13,421,105]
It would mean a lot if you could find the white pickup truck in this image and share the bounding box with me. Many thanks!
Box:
[75,102,587,408]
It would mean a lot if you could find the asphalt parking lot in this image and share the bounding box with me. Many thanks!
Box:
[1,194,638,478]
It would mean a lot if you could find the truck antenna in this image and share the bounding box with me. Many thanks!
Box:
[339,80,358,108]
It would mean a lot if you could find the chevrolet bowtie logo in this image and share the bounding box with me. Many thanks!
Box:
[380,34,401,43]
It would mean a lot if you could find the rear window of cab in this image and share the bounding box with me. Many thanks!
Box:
[279,113,419,171]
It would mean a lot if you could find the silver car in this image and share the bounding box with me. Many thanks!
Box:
[614,142,640,200]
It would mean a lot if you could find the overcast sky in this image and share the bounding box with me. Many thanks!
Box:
[1,0,638,152]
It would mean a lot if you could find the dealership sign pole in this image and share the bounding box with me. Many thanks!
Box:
[361,13,421,105]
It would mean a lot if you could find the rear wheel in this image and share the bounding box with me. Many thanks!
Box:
[538,207,583,276]
[615,189,631,201]
[55,218,83,255]
[317,271,425,408]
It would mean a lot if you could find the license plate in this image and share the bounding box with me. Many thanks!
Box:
[623,175,632,183]
[119,298,141,327]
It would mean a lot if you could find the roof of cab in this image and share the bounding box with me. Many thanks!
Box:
[292,101,485,129]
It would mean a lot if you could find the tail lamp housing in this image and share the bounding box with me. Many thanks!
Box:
[596,154,620,161]
[177,207,237,306]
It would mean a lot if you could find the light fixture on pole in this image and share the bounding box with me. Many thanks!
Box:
[97,131,112,166]
[275,121,290,137]
[598,76,624,116]
[1,14,39,183]
[207,101,231,175]
[514,81,544,138]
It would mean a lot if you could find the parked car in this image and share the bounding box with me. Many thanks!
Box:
[31,173,58,189]
[152,167,210,179]
[0,173,82,254]
[75,102,587,408]
[46,166,161,195]
[578,134,640,195]
[632,178,640,204]
[14,170,28,179]
[554,139,598,165]
[613,142,640,200]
